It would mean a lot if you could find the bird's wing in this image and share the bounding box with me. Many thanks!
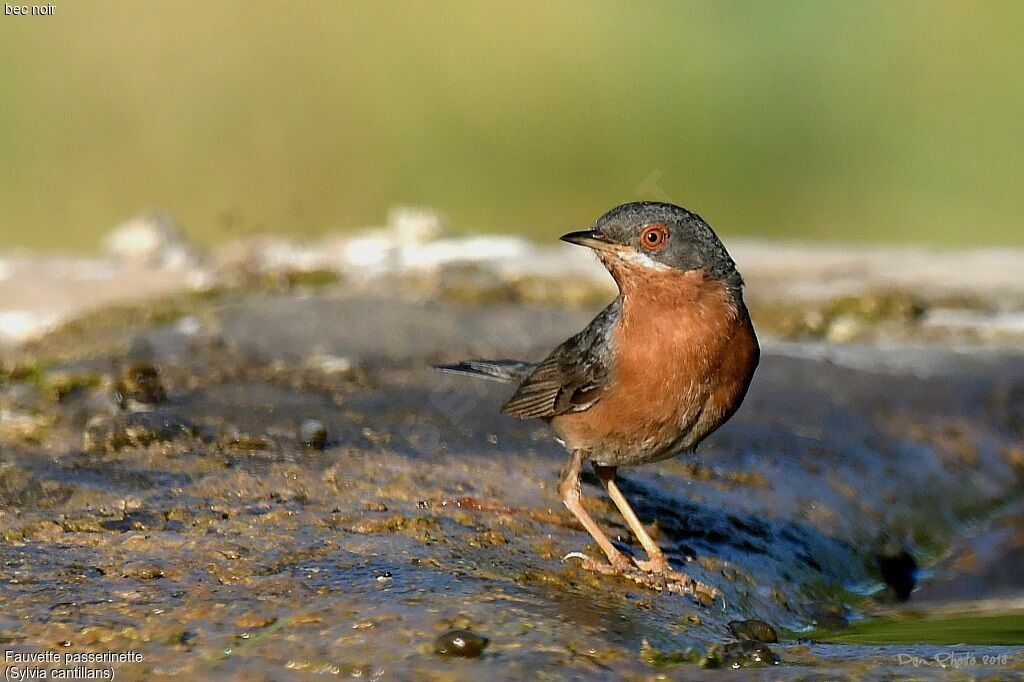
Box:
[501,299,619,419]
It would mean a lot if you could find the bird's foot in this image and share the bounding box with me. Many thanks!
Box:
[562,552,720,605]
[633,555,721,605]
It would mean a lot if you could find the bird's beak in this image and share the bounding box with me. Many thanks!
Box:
[559,229,620,253]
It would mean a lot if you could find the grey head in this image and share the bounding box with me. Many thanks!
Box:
[561,201,742,291]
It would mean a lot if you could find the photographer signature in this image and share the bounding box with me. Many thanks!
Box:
[896,651,1012,668]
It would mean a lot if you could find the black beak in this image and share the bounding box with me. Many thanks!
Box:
[559,229,619,252]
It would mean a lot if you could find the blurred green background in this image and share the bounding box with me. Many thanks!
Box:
[2,0,1023,251]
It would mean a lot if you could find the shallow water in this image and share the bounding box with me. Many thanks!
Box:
[1,287,1022,679]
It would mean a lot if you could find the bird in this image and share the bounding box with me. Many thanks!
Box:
[436,201,759,600]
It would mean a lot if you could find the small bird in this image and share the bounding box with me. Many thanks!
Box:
[436,202,759,599]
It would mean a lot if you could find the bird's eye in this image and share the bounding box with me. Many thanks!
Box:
[640,224,668,250]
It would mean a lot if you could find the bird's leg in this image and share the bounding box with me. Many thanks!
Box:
[593,464,720,601]
[558,450,632,573]
[592,465,668,571]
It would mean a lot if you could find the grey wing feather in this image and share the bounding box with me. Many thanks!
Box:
[433,359,536,383]
[502,299,619,419]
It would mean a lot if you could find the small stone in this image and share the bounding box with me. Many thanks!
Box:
[113,362,166,408]
[123,561,165,580]
[298,419,327,449]
[219,432,273,451]
[727,619,778,643]
[83,411,195,452]
[433,629,489,658]
[809,602,849,631]
[703,641,779,669]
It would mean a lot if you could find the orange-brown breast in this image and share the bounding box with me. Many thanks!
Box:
[550,264,759,466]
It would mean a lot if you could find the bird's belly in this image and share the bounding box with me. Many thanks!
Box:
[550,349,710,460]
[551,378,714,466]
[550,313,758,467]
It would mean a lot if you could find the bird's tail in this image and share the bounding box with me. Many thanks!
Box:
[433,359,535,384]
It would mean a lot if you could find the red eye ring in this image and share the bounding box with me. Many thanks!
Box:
[640,224,668,250]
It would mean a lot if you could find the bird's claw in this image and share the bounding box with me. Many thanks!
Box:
[638,563,721,604]
[562,551,625,575]
[564,551,721,605]
[561,551,589,562]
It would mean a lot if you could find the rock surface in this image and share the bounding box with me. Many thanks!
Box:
[0,284,1021,679]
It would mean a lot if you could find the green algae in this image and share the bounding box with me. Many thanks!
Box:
[814,611,1024,646]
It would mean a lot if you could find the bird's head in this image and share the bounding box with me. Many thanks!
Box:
[561,202,741,290]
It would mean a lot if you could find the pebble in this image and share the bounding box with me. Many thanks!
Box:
[83,411,195,452]
[703,640,779,668]
[298,419,328,449]
[123,561,165,580]
[727,619,778,643]
[113,362,166,408]
[433,629,489,658]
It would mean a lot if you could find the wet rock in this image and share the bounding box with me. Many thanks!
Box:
[809,602,850,632]
[5,274,1024,678]
[77,626,120,646]
[298,419,327,449]
[345,514,444,544]
[0,464,74,509]
[0,464,45,507]
[640,640,702,667]
[59,513,108,533]
[218,431,273,452]
[102,512,167,532]
[83,411,195,451]
[433,629,488,658]
[727,619,779,643]
[122,561,165,580]
[13,520,64,542]
[470,530,508,547]
[206,560,255,585]
[703,640,780,669]
[113,362,166,409]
